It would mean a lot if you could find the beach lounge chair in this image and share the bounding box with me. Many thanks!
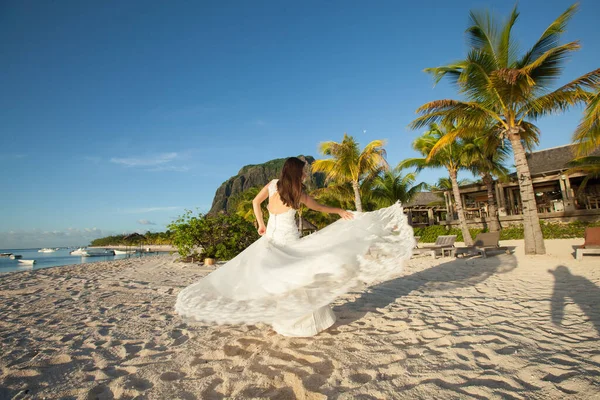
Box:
[412,235,457,258]
[456,231,510,258]
[575,227,600,260]
[414,236,421,248]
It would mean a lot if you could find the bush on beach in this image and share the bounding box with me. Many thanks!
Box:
[168,211,259,262]
[413,220,600,242]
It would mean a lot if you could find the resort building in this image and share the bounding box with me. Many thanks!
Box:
[404,144,600,228]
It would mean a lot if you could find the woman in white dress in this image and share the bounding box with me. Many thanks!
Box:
[175,157,415,337]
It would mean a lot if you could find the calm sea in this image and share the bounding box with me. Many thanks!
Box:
[0,248,167,274]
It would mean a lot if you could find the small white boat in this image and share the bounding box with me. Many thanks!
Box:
[0,252,12,257]
[38,248,56,253]
[81,250,115,257]
[18,259,36,265]
[69,248,87,255]
[113,249,136,255]
[9,254,22,259]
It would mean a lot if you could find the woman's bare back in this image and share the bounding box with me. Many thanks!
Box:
[268,189,294,215]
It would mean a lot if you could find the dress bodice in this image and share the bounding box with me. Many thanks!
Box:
[266,179,299,245]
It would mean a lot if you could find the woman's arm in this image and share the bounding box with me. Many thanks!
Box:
[301,193,354,220]
[252,184,270,235]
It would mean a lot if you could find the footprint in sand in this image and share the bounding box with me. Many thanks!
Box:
[159,371,186,381]
[169,329,190,346]
[126,375,154,391]
[49,354,72,365]
[349,372,373,384]
[87,384,113,400]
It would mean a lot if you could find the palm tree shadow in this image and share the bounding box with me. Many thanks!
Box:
[549,265,600,335]
[333,254,517,326]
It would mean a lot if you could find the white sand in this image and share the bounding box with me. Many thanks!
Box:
[1,239,599,399]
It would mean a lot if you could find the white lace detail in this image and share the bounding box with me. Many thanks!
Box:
[268,179,278,196]
[175,202,415,325]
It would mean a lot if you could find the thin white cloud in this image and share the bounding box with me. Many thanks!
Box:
[0,227,107,248]
[137,219,156,225]
[110,152,179,167]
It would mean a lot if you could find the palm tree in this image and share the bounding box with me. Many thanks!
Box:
[430,177,473,192]
[371,168,428,208]
[310,175,380,212]
[429,176,473,219]
[312,133,388,212]
[229,186,268,227]
[411,4,600,254]
[462,135,510,232]
[566,156,600,201]
[399,123,474,246]
[572,87,600,156]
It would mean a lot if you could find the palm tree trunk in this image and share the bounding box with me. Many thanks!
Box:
[482,174,501,232]
[508,131,546,255]
[352,180,363,212]
[449,169,474,246]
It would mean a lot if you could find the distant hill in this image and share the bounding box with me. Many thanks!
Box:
[208,155,326,214]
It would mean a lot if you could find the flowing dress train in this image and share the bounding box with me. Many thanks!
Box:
[175,179,415,336]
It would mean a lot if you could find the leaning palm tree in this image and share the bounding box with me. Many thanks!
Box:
[371,168,428,208]
[399,123,474,246]
[312,133,388,212]
[462,135,510,232]
[411,3,600,254]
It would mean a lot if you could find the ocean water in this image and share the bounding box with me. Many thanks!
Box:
[0,248,167,274]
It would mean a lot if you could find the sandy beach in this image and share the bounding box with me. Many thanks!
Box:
[1,238,599,399]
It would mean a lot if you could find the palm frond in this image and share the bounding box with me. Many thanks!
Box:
[572,89,600,156]
[497,5,520,68]
[467,9,499,65]
[518,3,579,67]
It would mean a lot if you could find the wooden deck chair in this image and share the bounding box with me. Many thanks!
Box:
[412,235,457,258]
[457,231,510,258]
[576,227,600,260]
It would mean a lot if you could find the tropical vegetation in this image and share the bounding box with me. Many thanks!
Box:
[414,220,600,243]
[400,123,475,246]
[409,3,600,254]
[168,210,258,261]
[90,231,172,247]
[312,133,388,212]
[461,134,510,232]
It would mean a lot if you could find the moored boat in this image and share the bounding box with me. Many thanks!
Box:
[0,253,12,257]
[81,250,115,257]
[113,249,137,255]
[9,254,22,259]
[18,259,36,265]
[38,248,56,253]
[69,248,87,255]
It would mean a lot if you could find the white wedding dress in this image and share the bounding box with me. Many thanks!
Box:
[175,179,415,337]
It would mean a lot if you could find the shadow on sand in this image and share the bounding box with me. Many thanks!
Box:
[334,253,518,326]
[549,265,600,335]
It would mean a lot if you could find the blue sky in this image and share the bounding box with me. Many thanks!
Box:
[1,0,598,248]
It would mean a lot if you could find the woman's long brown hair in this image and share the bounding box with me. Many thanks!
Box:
[277,157,306,209]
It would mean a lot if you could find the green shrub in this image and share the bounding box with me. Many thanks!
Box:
[414,220,600,242]
[413,225,484,243]
[168,210,259,261]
